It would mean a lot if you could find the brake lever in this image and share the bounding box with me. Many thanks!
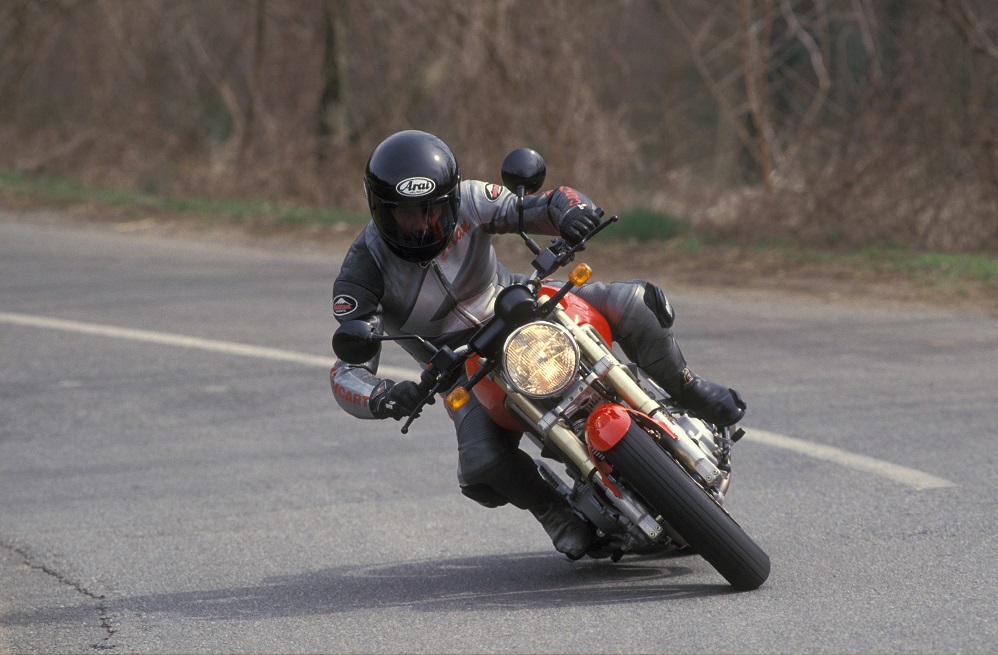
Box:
[533,215,618,278]
[400,369,440,435]
[398,344,474,434]
[565,215,617,258]
[399,400,429,435]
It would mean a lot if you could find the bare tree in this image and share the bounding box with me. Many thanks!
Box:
[1,0,996,250]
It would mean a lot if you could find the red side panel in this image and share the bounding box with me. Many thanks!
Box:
[541,284,613,345]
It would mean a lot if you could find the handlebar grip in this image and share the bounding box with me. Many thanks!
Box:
[418,367,435,386]
[417,368,438,399]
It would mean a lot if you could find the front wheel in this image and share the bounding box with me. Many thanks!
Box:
[604,428,770,590]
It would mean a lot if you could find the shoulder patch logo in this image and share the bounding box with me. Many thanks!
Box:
[484,183,502,202]
[333,294,358,317]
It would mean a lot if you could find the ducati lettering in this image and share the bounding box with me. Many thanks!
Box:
[332,380,370,408]
[333,294,358,316]
[443,220,470,254]
[560,186,583,207]
[396,177,436,197]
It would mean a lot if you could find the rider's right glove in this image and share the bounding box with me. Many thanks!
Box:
[558,203,603,246]
[369,379,428,421]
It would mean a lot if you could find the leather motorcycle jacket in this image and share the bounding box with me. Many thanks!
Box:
[330,181,595,419]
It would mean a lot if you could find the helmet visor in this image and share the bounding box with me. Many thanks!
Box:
[372,196,458,261]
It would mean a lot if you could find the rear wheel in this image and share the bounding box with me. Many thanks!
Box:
[604,427,770,590]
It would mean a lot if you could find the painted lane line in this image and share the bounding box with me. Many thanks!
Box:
[2,311,956,490]
[0,311,417,380]
[748,428,956,490]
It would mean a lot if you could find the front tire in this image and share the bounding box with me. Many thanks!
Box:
[605,427,770,590]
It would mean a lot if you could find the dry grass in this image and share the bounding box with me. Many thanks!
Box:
[5,194,992,317]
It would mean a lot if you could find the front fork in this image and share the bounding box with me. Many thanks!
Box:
[495,373,669,543]
[495,302,727,542]
[547,304,725,490]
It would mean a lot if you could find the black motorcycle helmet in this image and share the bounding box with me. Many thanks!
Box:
[364,130,461,263]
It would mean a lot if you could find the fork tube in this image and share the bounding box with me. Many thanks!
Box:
[499,383,597,479]
[548,303,722,483]
[546,303,660,415]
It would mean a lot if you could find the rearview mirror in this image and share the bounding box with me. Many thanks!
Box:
[501,148,546,195]
[332,320,382,365]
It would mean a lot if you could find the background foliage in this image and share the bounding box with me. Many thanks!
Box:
[2,0,997,252]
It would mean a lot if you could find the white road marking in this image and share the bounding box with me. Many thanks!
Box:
[0,311,416,380]
[1,311,957,490]
[748,428,956,490]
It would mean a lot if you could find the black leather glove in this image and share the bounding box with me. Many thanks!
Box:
[369,379,429,420]
[558,203,603,246]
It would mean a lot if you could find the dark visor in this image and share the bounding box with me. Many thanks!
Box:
[373,196,457,252]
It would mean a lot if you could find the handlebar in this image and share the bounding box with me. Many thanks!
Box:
[530,215,618,279]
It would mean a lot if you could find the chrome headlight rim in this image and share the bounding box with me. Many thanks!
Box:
[501,321,580,399]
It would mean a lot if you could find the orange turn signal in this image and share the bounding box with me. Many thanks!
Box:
[569,263,592,286]
[445,387,471,411]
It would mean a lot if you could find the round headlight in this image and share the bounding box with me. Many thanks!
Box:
[502,321,580,398]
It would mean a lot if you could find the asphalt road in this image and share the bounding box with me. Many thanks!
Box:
[1,213,995,654]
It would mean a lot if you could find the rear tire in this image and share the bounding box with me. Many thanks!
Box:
[605,427,770,590]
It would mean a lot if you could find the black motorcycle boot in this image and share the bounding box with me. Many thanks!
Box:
[529,502,594,560]
[670,367,747,427]
[638,346,747,427]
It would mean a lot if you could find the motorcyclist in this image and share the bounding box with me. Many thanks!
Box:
[330,130,745,560]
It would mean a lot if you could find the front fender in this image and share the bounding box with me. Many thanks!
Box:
[586,403,683,453]
[585,403,633,452]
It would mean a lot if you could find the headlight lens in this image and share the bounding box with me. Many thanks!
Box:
[502,321,580,398]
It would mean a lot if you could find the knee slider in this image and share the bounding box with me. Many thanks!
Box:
[460,483,509,508]
[643,282,675,328]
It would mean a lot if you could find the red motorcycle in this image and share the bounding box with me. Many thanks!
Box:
[334,149,770,590]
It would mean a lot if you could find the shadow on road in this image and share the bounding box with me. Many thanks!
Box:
[1,551,731,629]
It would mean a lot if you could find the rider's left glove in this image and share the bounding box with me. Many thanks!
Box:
[558,203,603,246]
[369,379,428,421]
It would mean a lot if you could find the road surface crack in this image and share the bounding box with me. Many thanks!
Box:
[2,541,117,650]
